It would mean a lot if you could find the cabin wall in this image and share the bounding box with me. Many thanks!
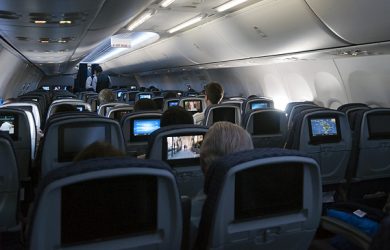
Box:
[136,54,390,110]
[0,45,43,99]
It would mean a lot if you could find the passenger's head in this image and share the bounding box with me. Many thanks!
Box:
[134,99,157,112]
[98,89,115,105]
[161,106,194,127]
[73,141,125,162]
[3,98,16,105]
[205,82,224,105]
[200,121,253,175]
[52,104,78,115]
[95,65,103,75]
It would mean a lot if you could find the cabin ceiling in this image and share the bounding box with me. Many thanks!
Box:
[0,0,390,76]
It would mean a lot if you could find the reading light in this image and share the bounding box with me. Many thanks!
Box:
[216,0,249,12]
[127,10,155,31]
[160,0,176,8]
[168,15,204,34]
[59,20,72,24]
[40,39,49,43]
[34,20,47,24]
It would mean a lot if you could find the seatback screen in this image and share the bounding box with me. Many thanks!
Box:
[235,163,303,221]
[75,105,85,112]
[183,100,202,113]
[61,175,157,246]
[367,113,390,139]
[252,112,280,135]
[139,94,151,99]
[164,134,204,167]
[0,114,18,140]
[133,119,160,136]
[308,116,341,144]
[114,110,132,121]
[250,102,268,110]
[59,125,109,162]
[212,108,236,123]
[168,101,178,107]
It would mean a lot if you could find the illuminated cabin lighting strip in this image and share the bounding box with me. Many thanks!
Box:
[168,15,204,34]
[59,20,72,24]
[34,20,47,24]
[127,10,155,31]
[216,0,249,12]
[160,0,176,8]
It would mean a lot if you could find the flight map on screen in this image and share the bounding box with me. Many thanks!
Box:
[310,118,338,136]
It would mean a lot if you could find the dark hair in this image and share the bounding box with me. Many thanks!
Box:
[134,99,157,112]
[73,141,125,162]
[161,106,194,127]
[52,104,78,115]
[95,66,103,73]
[248,95,258,99]
[205,82,224,104]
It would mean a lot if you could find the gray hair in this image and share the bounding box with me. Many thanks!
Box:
[200,121,253,174]
[98,89,115,104]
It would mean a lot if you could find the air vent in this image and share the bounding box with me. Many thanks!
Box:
[39,37,75,43]
[0,10,21,20]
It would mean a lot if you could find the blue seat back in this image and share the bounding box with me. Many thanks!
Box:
[29,157,182,250]
[195,148,322,250]
[203,103,241,126]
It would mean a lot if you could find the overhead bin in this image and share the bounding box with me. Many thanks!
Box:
[103,0,348,74]
[306,0,390,44]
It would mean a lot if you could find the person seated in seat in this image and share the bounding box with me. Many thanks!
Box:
[98,89,115,105]
[161,106,194,127]
[134,99,157,112]
[191,121,253,241]
[193,82,224,125]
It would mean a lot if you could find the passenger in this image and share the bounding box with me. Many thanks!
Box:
[164,92,177,99]
[85,67,98,92]
[160,106,194,127]
[191,122,253,242]
[73,141,125,162]
[193,82,224,125]
[134,99,157,112]
[98,88,115,105]
[96,66,111,93]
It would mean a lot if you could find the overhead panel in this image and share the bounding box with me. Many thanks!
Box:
[305,0,390,44]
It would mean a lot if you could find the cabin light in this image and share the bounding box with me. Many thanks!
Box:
[127,10,155,31]
[160,0,176,8]
[58,39,67,43]
[168,15,204,34]
[215,0,249,12]
[59,20,72,24]
[34,20,47,24]
[40,39,49,43]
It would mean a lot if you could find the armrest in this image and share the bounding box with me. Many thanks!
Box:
[321,216,372,250]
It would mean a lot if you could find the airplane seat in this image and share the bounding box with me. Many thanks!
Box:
[147,124,208,198]
[285,101,316,116]
[242,109,288,148]
[44,111,99,132]
[220,100,243,112]
[40,117,125,177]
[152,96,164,110]
[46,101,92,120]
[345,106,371,129]
[29,157,182,250]
[2,102,42,130]
[242,97,274,115]
[346,108,390,205]
[97,102,128,116]
[0,133,19,232]
[106,106,134,121]
[127,91,139,104]
[287,103,319,130]
[121,111,162,156]
[194,148,322,250]
[163,98,180,111]
[286,109,351,194]
[337,103,369,112]
[203,103,241,127]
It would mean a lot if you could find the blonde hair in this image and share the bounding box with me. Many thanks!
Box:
[200,121,253,174]
[98,89,115,105]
